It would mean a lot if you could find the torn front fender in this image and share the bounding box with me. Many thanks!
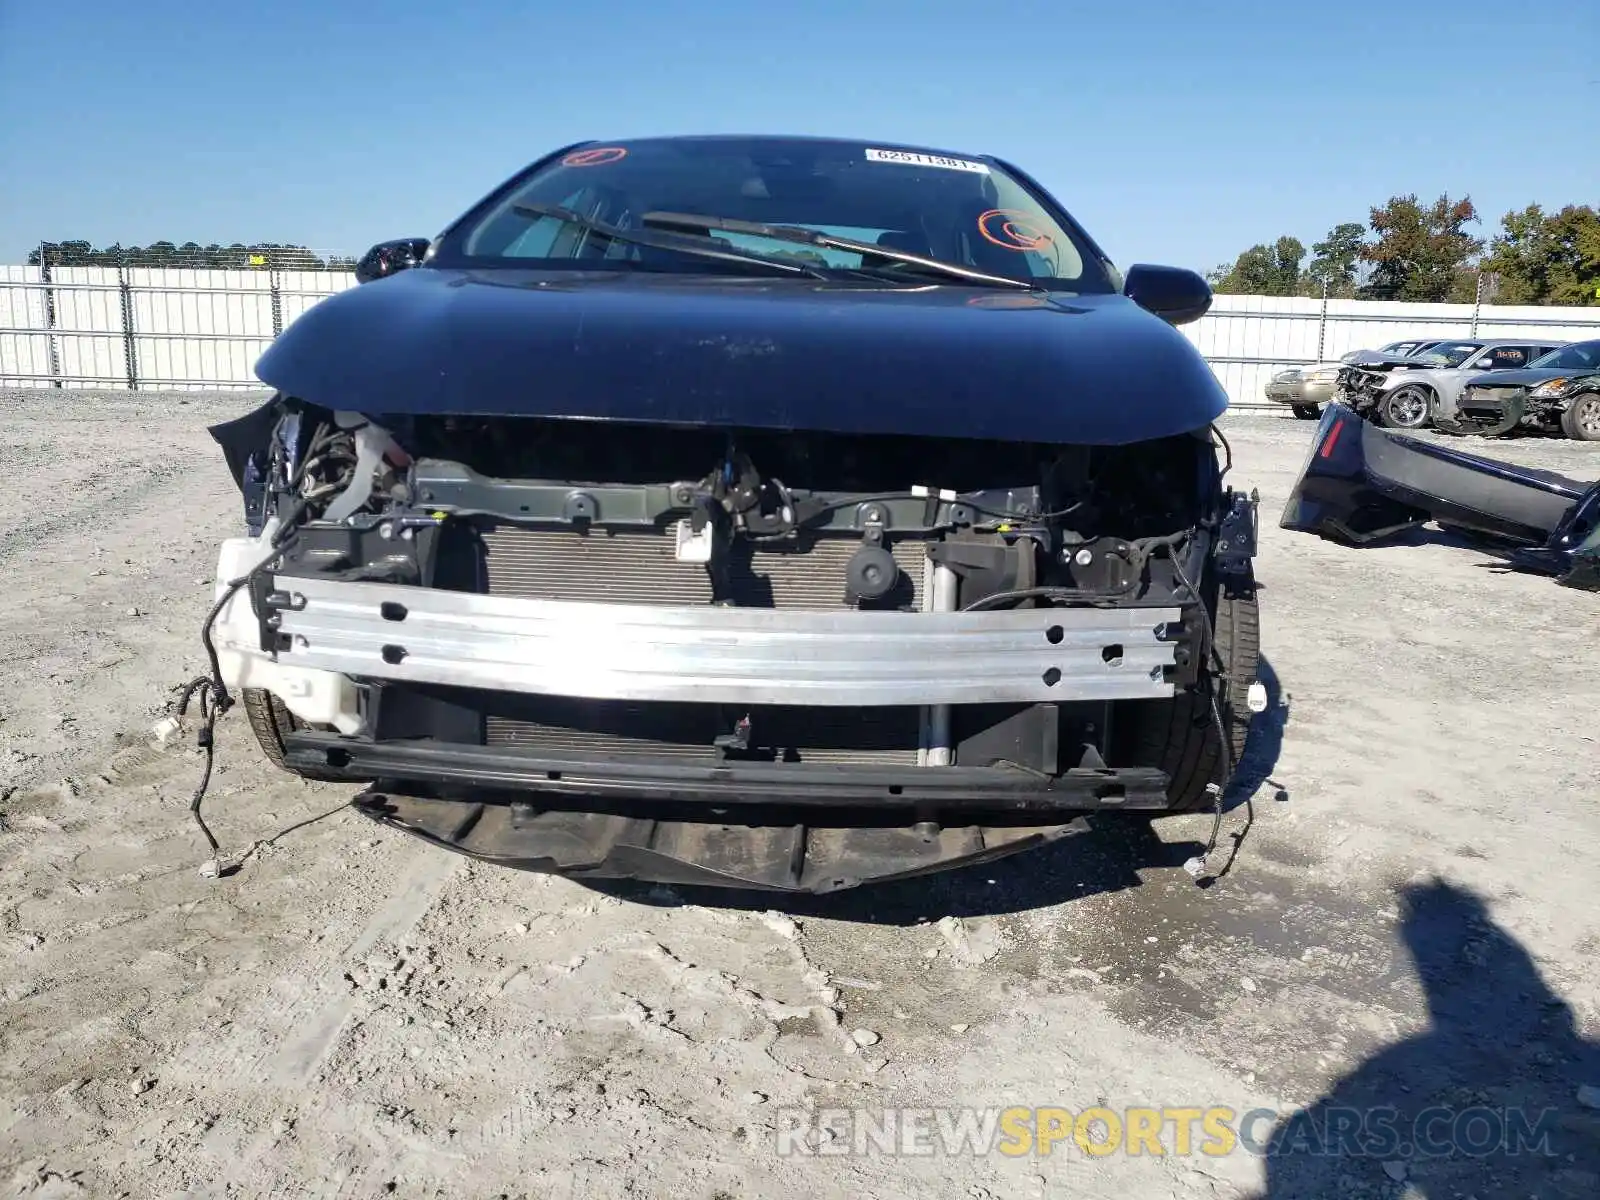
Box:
[207,396,283,533]
[1280,403,1600,590]
[208,396,280,494]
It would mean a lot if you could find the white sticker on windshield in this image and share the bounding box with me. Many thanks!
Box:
[865,148,990,174]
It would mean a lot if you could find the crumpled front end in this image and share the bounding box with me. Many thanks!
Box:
[1442,384,1529,437]
[209,396,1253,891]
[1332,362,1409,421]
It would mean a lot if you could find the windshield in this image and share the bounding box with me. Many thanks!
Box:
[1413,341,1483,368]
[438,136,1115,291]
[1529,340,1600,371]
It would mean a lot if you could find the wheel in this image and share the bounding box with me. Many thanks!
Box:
[242,687,368,783]
[1124,564,1261,813]
[1560,393,1600,441]
[1379,385,1433,430]
[1290,404,1321,420]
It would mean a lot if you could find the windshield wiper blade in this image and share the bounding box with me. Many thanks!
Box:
[510,203,828,279]
[641,211,1037,291]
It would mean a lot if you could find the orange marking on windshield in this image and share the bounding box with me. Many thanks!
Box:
[977,209,1053,251]
[563,147,628,167]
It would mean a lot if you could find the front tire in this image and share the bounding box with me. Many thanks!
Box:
[1560,393,1600,441]
[242,688,368,783]
[1290,404,1321,420]
[1379,385,1433,430]
[1127,565,1261,813]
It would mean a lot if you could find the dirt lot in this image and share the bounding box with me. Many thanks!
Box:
[2,389,1598,1200]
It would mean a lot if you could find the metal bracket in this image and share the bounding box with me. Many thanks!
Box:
[712,713,753,759]
[263,588,307,612]
[1215,488,1259,576]
[861,512,886,547]
[562,491,599,524]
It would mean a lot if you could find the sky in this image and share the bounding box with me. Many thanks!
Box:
[1,0,1596,271]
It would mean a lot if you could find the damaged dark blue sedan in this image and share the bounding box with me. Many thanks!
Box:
[203,134,1261,892]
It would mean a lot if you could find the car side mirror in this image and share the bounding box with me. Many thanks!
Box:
[1123,263,1212,326]
[354,238,432,284]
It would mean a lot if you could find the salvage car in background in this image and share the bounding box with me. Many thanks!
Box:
[202,134,1260,894]
[1335,337,1568,430]
[1450,338,1600,440]
[1265,339,1448,419]
[1265,363,1342,419]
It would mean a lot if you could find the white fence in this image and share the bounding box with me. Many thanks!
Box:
[3,264,1599,407]
[0,264,357,392]
[1189,294,1600,410]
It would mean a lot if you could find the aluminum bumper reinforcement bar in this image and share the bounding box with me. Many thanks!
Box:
[266,576,1182,707]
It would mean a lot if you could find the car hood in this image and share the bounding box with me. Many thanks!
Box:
[1349,353,1429,370]
[1462,366,1593,389]
[252,267,1228,446]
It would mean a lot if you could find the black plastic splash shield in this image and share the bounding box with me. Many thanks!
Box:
[351,789,1094,894]
[282,731,1172,891]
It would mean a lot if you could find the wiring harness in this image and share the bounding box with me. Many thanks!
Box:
[172,404,359,874]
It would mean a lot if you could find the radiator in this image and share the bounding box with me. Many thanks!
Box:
[478,525,929,763]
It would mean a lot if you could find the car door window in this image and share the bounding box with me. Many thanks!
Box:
[1467,347,1524,371]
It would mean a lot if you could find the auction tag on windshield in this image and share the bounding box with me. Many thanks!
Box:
[865,148,990,174]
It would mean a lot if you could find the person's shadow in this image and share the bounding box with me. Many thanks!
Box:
[1262,879,1600,1198]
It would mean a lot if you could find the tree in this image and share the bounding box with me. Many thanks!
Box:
[1358,193,1483,301]
[1306,222,1367,296]
[27,240,350,270]
[766,248,832,267]
[1479,204,1600,307]
[1207,235,1306,296]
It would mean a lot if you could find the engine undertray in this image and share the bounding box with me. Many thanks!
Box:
[352,788,1096,894]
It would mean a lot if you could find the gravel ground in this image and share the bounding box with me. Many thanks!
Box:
[2,388,1598,1200]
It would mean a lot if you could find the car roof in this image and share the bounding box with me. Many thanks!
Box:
[1428,337,1565,349]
